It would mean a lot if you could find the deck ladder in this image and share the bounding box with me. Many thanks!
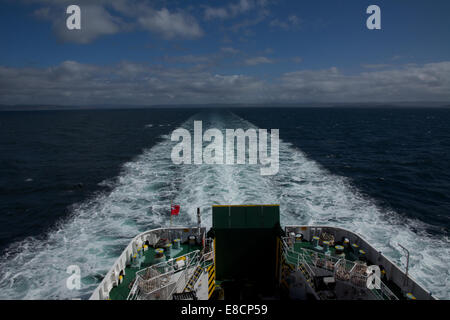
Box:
[183,265,204,292]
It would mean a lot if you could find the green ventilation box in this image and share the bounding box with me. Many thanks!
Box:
[212,205,281,294]
[212,205,280,229]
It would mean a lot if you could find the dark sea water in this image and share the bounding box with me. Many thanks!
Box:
[234,108,450,235]
[0,109,198,250]
[0,107,448,299]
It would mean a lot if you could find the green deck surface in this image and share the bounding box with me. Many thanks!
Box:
[288,241,359,264]
[109,243,202,300]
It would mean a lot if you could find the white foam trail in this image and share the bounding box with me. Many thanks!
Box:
[0,111,448,299]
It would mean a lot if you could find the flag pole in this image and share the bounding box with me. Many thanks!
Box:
[170,199,173,226]
[170,199,172,241]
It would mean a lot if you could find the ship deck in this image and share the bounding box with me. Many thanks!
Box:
[91,220,432,300]
[109,243,202,300]
[290,241,359,262]
[285,239,405,300]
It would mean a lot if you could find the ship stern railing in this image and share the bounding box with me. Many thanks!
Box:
[128,250,201,300]
[281,236,398,300]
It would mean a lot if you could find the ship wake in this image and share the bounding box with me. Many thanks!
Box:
[0,111,447,299]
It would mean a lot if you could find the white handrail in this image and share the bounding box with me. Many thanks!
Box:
[170,251,202,297]
[127,250,201,300]
[281,236,398,300]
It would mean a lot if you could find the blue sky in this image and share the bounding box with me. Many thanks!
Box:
[1,0,450,106]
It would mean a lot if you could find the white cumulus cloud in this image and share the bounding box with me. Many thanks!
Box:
[1,61,450,106]
[29,0,204,43]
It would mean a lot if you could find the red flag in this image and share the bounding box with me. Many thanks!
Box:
[171,204,180,216]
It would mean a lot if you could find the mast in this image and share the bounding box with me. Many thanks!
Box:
[398,243,410,287]
[197,207,201,240]
[169,199,172,241]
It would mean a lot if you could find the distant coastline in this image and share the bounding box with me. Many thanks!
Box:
[1,102,450,112]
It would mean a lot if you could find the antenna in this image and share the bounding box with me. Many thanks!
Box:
[398,243,410,287]
[197,207,201,239]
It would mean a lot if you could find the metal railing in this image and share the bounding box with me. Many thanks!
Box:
[169,244,215,298]
[127,250,201,300]
[127,237,215,300]
[281,237,398,300]
[90,226,207,300]
[174,251,204,294]
[337,257,398,300]
[281,237,316,282]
